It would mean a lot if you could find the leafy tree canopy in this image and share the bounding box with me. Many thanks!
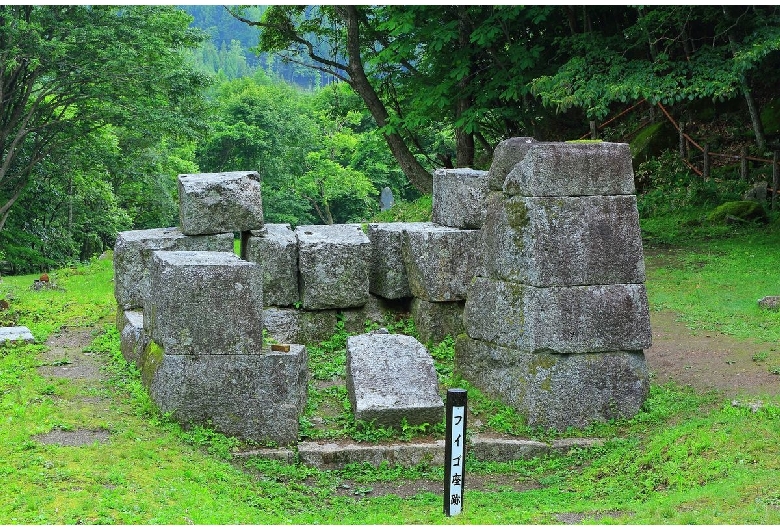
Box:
[0,5,209,232]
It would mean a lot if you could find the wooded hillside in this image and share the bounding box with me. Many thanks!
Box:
[1,5,778,273]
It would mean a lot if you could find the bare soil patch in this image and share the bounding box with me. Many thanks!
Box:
[645,311,780,397]
[34,428,111,447]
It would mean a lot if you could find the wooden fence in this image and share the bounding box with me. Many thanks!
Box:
[583,100,780,209]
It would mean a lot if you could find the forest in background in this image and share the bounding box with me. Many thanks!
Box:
[1,5,779,273]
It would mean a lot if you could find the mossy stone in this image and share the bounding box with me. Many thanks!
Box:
[140,340,164,387]
[706,201,768,224]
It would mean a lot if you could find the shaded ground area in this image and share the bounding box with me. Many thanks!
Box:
[34,326,112,447]
[645,311,780,397]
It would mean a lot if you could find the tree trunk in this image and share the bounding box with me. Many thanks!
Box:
[723,9,766,151]
[455,6,475,168]
[340,6,433,193]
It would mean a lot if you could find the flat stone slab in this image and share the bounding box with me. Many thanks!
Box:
[503,141,636,197]
[142,346,308,446]
[178,171,264,235]
[479,192,646,286]
[144,251,263,355]
[296,436,604,469]
[296,224,371,310]
[245,224,299,307]
[113,227,234,310]
[464,277,652,354]
[346,332,443,428]
[432,168,489,229]
[401,223,479,302]
[455,335,650,430]
[299,440,445,470]
[0,326,34,344]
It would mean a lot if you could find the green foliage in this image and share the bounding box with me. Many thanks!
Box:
[198,75,401,226]
[705,201,768,225]
[371,195,432,223]
[0,5,208,271]
[532,6,780,120]
[644,230,780,342]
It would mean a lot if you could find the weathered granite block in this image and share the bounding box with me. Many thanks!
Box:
[503,142,636,197]
[244,224,299,307]
[0,326,35,344]
[401,223,479,302]
[463,277,652,353]
[142,345,307,446]
[479,192,645,286]
[119,310,148,366]
[341,294,402,335]
[144,251,263,355]
[455,335,649,430]
[346,332,444,428]
[367,223,425,299]
[487,137,537,191]
[178,171,264,235]
[432,168,489,229]
[114,228,234,310]
[263,307,337,345]
[296,224,371,310]
[411,298,465,345]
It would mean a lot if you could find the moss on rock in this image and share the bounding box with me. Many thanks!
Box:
[706,200,768,225]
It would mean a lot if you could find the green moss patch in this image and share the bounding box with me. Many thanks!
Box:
[705,201,768,225]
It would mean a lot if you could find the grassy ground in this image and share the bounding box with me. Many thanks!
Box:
[1,225,779,523]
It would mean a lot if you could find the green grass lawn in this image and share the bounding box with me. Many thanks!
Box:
[1,228,779,524]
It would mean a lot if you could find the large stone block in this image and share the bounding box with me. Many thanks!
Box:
[432,168,489,229]
[401,223,479,302]
[487,137,537,191]
[346,332,443,428]
[455,335,649,430]
[463,277,652,354]
[178,171,264,235]
[144,251,263,355]
[245,224,299,307]
[296,224,371,310]
[263,307,337,345]
[411,298,465,345]
[114,228,234,310]
[479,192,645,286]
[142,345,307,446]
[367,223,424,299]
[503,142,636,197]
[119,310,148,366]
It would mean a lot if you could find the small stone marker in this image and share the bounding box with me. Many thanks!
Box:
[0,326,35,344]
[444,388,467,516]
[345,332,443,428]
[380,186,395,211]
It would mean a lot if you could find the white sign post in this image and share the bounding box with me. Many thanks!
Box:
[444,388,467,516]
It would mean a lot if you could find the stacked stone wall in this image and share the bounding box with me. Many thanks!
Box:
[456,140,652,430]
[113,142,653,443]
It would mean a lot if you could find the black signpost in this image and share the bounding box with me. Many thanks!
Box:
[444,388,467,517]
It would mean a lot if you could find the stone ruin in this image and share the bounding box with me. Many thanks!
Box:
[114,140,652,446]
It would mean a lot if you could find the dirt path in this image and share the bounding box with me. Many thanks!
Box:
[645,311,779,397]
